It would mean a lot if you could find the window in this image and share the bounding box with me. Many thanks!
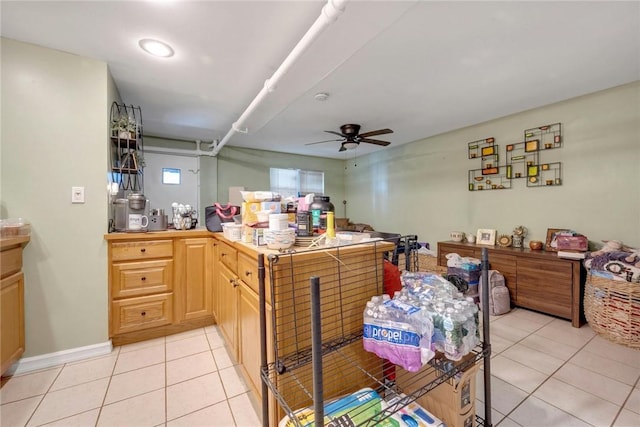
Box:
[270,168,324,198]
[162,168,181,185]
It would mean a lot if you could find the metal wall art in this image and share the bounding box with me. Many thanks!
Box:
[468,123,563,191]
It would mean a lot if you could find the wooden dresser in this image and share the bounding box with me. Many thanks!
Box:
[1,236,30,375]
[438,241,586,327]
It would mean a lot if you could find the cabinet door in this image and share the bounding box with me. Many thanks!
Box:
[175,238,213,321]
[437,242,477,267]
[217,264,238,360]
[238,282,272,399]
[1,272,24,375]
[516,258,572,319]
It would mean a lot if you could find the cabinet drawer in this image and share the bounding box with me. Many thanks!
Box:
[218,241,238,272]
[238,253,259,295]
[111,293,173,335]
[112,259,173,299]
[0,247,22,279]
[111,240,173,262]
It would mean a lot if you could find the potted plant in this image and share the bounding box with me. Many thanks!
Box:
[111,114,137,139]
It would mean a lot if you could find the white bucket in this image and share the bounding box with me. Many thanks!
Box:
[269,213,289,231]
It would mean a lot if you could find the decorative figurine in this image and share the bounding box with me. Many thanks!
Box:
[512,225,528,248]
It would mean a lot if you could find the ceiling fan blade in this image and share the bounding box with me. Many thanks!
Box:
[360,138,391,147]
[305,138,342,146]
[324,130,346,137]
[358,128,393,138]
[338,144,347,152]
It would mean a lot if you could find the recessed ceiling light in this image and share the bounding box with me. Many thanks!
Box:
[138,38,174,58]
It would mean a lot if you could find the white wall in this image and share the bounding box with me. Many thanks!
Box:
[1,38,110,356]
[346,82,640,249]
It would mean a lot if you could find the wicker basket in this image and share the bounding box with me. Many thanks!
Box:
[584,273,640,349]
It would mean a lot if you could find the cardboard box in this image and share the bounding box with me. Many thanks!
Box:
[242,201,282,224]
[396,354,479,417]
[252,228,265,246]
[419,398,476,427]
[241,202,263,224]
[260,201,281,213]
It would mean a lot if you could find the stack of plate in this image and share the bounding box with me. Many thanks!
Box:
[295,234,320,247]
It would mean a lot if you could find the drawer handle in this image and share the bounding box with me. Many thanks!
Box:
[230,278,239,288]
[221,253,226,257]
[141,311,146,316]
[245,271,252,277]
[141,277,146,281]
[140,248,146,253]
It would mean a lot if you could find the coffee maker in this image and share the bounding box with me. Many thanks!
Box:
[113,192,148,232]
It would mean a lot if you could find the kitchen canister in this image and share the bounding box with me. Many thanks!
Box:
[296,211,313,237]
[309,196,334,230]
[268,213,289,231]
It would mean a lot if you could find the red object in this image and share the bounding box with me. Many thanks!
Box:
[382,259,401,382]
[556,235,588,251]
[383,260,402,297]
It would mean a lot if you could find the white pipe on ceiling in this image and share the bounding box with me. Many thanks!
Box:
[210,0,347,157]
[146,140,216,157]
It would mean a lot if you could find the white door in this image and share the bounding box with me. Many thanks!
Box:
[143,152,200,223]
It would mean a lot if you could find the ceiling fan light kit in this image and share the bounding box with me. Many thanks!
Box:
[306,123,394,152]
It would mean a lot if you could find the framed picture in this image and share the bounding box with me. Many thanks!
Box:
[476,229,496,246]
[545,228,571,251]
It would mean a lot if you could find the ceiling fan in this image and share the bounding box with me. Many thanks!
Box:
[306,124,393,152]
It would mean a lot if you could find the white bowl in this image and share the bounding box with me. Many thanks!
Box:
[263,228,296,250]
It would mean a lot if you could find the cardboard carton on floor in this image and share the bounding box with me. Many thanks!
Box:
[396,354,479,415]
[420,397,476,427]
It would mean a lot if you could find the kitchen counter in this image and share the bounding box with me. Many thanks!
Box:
[104,228,214,240]
[1,235,31,250]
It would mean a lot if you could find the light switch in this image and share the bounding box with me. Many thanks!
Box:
[72,186,85,203]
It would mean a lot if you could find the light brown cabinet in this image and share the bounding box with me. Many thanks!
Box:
[1,236,29,375]
[105,230,216,346]
[438,241,585,327]
[175,238,213,321]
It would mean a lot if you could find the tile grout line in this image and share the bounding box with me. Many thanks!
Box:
[497,327,602,426]
[480,316,589,423]
[609,370,640,427]
[93,343,121,427]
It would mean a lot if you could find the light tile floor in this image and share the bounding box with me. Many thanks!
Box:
[1,309,639,426]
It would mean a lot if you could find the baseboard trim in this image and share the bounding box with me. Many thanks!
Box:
[5,341,113,376]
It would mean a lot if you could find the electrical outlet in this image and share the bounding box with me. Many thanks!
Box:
[72,186,85,203]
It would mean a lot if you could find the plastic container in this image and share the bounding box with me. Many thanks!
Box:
[309,196,334,230]
[268,213,289,231]
[221,223,243,241]
[296,211,312,237]
[0,218,31,237]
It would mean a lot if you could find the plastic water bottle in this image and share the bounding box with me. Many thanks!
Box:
[443,307,462,361]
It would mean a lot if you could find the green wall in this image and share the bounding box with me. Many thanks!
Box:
[143,138,346,216]
[345,81,640,248]
[1,38,111,356]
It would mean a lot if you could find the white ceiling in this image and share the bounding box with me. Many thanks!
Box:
[2,1,638,159]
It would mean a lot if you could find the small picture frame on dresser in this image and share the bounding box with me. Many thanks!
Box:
[545,228,571,251]
[476,229,496,245]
